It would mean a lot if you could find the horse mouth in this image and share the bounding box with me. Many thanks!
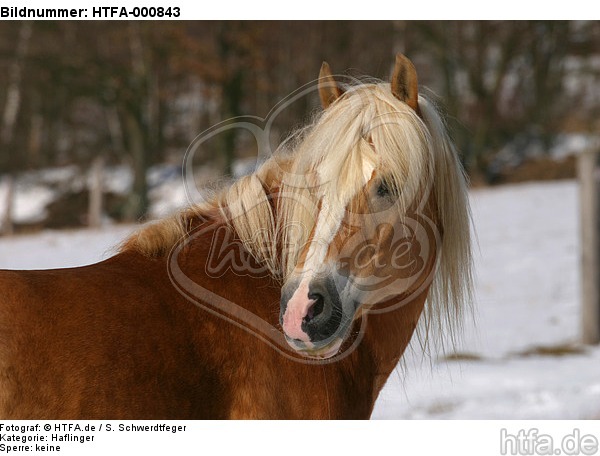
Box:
[284,336,344,359]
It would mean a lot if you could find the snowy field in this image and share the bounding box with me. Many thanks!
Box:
[373,180,600,419]
[0,179,599,419]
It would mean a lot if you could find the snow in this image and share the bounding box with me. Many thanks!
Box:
[0,163,189,228]
[551,134,599,159]
[147,165,189,218]
[373,180,600,419]
[0,225,135,270]
[102,165,133,195]
[11,184,56,223]
[0,179,598,419]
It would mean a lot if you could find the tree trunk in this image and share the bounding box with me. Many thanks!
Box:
[1,23,32,147]
[122,109,149,222]
[105,106,123,153]
[1,175,15,236]
[28,111,43,167]
[1,22,32,193]
[88,156,104,228]
[122,23,150,222]
[221,69,243,176]
[218,24,244,177]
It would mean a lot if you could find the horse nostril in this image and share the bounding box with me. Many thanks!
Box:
[304,293,325,322]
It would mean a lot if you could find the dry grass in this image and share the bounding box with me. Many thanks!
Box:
[513,343,587,358]
[438,352,484,362]
[438,343,587,362]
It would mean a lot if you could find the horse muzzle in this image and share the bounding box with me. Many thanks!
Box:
[279,275,354,358]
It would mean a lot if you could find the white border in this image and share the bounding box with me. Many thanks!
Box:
[1,0,598,19]
[1,420,599,455]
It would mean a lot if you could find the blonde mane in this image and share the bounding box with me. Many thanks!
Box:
[122,81,473,343]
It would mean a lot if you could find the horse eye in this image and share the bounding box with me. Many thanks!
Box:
[377,182,390,197]
[376,180,399,199]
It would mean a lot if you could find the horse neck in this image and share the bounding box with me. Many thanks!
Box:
[357,205,439,399]
[173,209,283,325]
[362,288,429,388]
[170,209,429,416]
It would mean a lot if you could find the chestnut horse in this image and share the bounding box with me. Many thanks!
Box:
[0,54,472,419]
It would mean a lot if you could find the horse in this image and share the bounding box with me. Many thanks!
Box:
[0,54,472,419]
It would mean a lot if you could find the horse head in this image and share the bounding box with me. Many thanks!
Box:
[278,54,471,359]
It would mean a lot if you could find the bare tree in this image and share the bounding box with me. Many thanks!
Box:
[0,22,32,235]
[88,155,104,228]
[412,21,576,178]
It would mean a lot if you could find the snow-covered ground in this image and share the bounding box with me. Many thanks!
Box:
[0,180,598,419]
[373,180,600,419]
[0,164,190,229]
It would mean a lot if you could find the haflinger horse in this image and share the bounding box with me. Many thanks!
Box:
[0,54,472,419]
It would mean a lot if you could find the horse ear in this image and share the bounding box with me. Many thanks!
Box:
[318,61,343,109]
[391,54,419,112]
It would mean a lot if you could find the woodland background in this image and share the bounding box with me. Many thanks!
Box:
[0,21,598,228]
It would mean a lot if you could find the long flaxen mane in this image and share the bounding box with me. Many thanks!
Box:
[122,79,473,346]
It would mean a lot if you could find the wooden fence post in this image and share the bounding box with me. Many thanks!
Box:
[579,148,600,344]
